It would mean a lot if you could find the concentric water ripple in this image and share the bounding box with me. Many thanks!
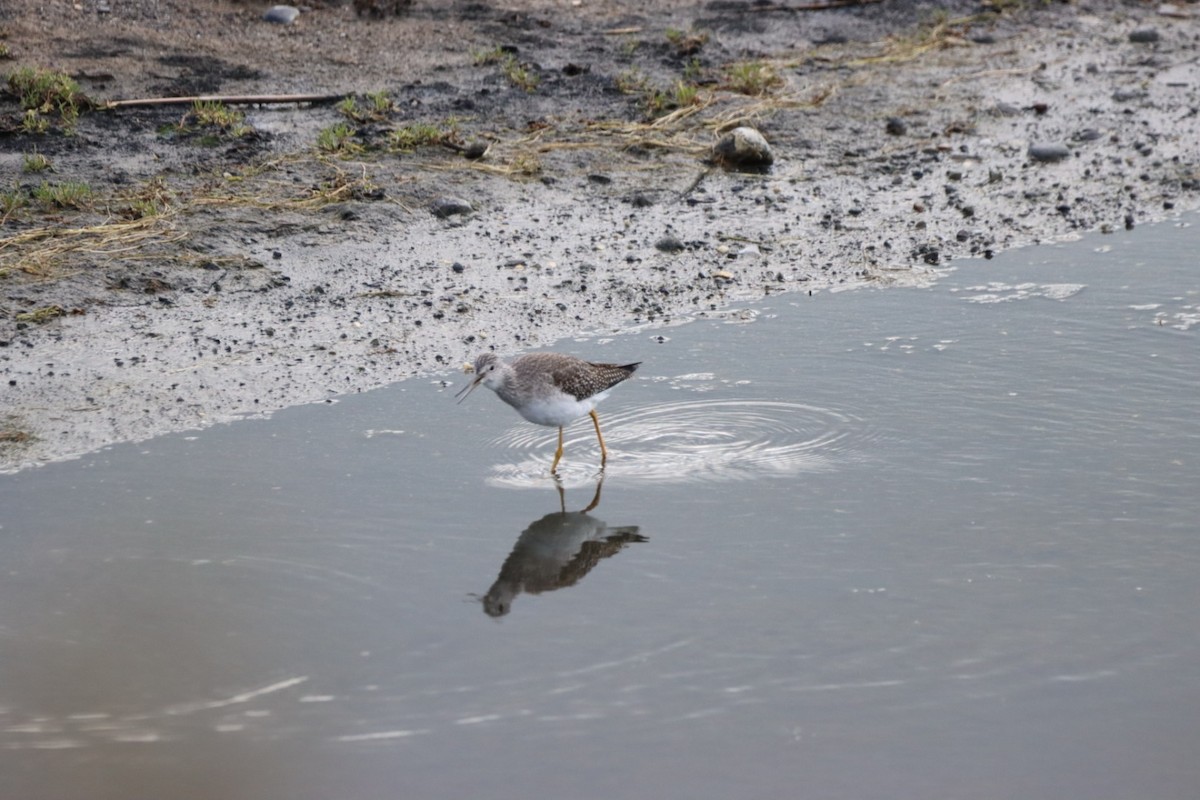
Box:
[486,399,875,487]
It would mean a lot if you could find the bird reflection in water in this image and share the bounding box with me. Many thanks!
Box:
[479,478,646,618]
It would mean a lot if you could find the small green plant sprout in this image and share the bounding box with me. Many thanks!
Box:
[317,122,362,155]
[671,80,700,107]
[338,91,394,123]
[20,109,49,134]
[642,88,670,115]
[1,186,27,219]
[665,27,709,57]
[471,46,507,66]
[682,57,704,82]
[22,152,52,173]
[723,61,783,96]
[191,100,238,127]
[470,46,538,92]
[0,43,12,60]
[336,96,364,120]
[186,100,254,137]
[366,90,393,115]
[7,67,89,129]
[386,122,445,151]
[500,54,539,92]
[637,78,702,117]
[32,180,93,210]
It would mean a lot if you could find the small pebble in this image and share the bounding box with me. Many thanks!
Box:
[1128,28,1161,43]
[885,117,907,136]
[1028,143,1071,163]
[263,5,300,24]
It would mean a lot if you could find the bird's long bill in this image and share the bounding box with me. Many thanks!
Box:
[454,375,484,404]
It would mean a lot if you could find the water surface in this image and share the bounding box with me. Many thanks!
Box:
[2,218,1198,799]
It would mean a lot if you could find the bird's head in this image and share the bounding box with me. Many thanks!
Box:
[454,352,501,404]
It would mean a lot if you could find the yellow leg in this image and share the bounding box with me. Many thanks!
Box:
[550,426,565,474]
[590,409,608,465]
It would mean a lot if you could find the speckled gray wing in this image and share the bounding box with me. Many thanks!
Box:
[551,359,640,402]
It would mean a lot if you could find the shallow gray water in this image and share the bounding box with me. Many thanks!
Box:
[2,218,1198,799]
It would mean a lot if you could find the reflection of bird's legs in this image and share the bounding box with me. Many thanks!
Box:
[582,472,604,513]
[554,477,566,513]
[550,425,565,474]
[590,409,608,465]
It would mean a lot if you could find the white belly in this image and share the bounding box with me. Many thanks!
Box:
[510,389,610,427]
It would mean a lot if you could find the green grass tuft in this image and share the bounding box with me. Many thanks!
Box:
[723,61,783,96]
[22,152,52,173]
[32,180,93,210]
[387,122,446,151]
[7,66,89,130]
[317,122,361,155]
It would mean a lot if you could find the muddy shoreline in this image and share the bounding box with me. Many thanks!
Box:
[2,0,1198,471]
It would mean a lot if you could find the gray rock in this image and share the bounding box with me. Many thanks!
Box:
[1128,28,1161,43]
[263,5,300,24]
[655,235,685,253]
[430,197,473,218]
[1028,143,1071,163]
[713,127,774,170]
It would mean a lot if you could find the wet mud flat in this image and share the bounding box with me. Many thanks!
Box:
[1,0,1199,470]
